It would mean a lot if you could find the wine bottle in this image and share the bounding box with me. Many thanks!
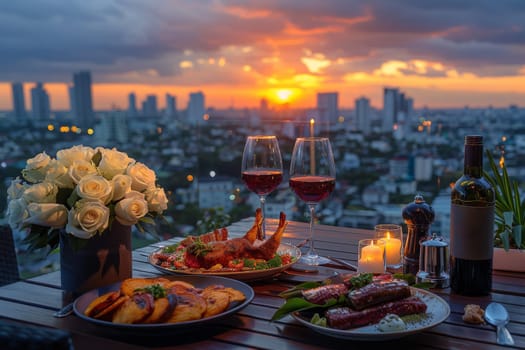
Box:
[450,135,495,295]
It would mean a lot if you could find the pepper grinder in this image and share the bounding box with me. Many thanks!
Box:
[402,194,435,275]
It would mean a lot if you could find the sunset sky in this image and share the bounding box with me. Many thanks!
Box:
[1,0,525,111]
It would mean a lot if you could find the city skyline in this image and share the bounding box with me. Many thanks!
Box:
[1,1,525,110]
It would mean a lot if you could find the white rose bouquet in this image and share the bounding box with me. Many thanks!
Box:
[6,145,169,251]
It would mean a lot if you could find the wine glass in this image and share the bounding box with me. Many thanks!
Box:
[289,137,336,265]
[241,135,283,240]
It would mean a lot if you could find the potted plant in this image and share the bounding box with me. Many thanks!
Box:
[484,150,524,272]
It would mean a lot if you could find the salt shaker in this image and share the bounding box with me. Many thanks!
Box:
[402,194,435,275]
[416,233,450,288]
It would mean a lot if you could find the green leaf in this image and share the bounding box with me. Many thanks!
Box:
[278,282,321,299]
[513,225,522,250]
[140,216,155,225]
[501,230,510,251]
[91,150,102,167]
[271,297,339,321]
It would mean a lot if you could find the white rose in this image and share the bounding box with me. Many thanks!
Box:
[145,187,168,214]
[45,159,75,189]
[23,182,58,203]
[114,191,149,226]
[22,152,51,183]
[24,203,68,228]
[65,200,110,239]
[76,174,113,204]
[112,174,132,201]
[97,148,133,180]
[7,198,29,229]
[56,145,95,167]
[7,178,29,201]
[126,162,156,192]
[68,159,97,184]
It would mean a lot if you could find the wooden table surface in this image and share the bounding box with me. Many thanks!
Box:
[0,218,524,349]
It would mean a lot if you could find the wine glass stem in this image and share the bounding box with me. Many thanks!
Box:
[307,203,317,256]
[260,195,266,240]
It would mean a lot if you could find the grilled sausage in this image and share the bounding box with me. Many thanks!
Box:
[347,280,411,310]
[326,296,427,329]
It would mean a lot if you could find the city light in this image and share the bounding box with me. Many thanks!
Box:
[209,171,216,178]
[186,174,194,182]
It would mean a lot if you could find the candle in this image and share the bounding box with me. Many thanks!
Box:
[384,232,402,266]
[358,240,385,273]
[309,118,315,175]
[375,224,403,269]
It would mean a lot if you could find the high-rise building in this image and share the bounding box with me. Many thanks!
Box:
[128,93,137,117]
[11,82,26,119]
[143,95,158,117]
[355,96,371,135]
[72,71,94,130]
[165,93,176,117]
[383,87,398,132]
[68,86,76,119]
[383,87,414,133]
[187,91,205,125]
[95,111,129,145]
[30,82,50,120]
[316,92,338,131]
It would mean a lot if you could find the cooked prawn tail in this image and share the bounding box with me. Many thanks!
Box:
[243,208,263,243]
[257,212,287,259]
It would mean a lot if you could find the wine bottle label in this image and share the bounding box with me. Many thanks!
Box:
[450,204,494,259]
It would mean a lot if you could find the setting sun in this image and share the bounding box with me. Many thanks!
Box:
[276,89,292,102]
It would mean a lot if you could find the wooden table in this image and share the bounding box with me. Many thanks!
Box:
[0,218,523,349]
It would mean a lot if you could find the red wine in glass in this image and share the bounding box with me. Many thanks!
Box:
[241,170,283,195]
[241,136,283,239]
[289,137,336,265]
[289,175,335,203]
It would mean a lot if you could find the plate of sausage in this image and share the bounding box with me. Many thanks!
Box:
[272,273,450,341]
[291,287,450,340]
[149,211,301,281]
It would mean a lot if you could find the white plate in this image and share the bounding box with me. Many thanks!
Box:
[73,275,254,331]
[148,243,301,281]
[291,288,450,341]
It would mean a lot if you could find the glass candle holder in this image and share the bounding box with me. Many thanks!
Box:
[357,238,386,274]
[375,224,403,269]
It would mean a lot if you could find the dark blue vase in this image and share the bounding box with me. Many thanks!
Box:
[59,220,132,296]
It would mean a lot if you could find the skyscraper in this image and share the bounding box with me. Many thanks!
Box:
[383,87,413,133]
[11,82,26,119]
[72,71,94,130]
[143,95,158,117]
[355,96,371,135]
[187,91,205,125]
[128,93,137,117]
[30,82,50,120]
[165,93,176,117]
[316,92,338,131]
[383,87,398,132]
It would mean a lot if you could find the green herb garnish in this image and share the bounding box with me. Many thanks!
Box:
[348,272,373,289]
[267,255,282,268]
[162,244,179,254]
[134,284,167,299]
[243,259,256,268]
[310,313,327,327]
[393,273,416,285]
[187,239,212,257]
